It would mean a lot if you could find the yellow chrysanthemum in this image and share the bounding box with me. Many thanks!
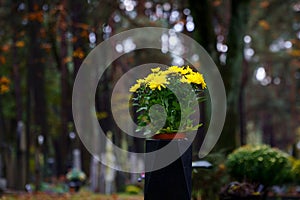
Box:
[167,66,183,74]
[148,74,169,90]
[129,83,141,92]
[180,76,190,84]
[166,66,193,75]
[137,78,146,84]
[129,66,207,92]
[180,68,189,75]
[185,72,207,89]
[184,66,194,74]
[151,67,161,73]
[144,73,156,84]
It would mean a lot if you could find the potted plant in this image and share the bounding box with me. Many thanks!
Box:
[129,65,206,136]
[129,65,207,200]
[223,145,293,200]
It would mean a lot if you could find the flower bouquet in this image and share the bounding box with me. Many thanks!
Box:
[129,65,207,136]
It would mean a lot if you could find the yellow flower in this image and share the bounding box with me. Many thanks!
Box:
[185,72,207,89]
[180,68,189,75]
[151,67,160,73]
[129,83,141,92]
[180,76,190,84]
[144,73,156,84]
[137,78,146,84]
[148,74,169,90]
[167,66,183,74]
[129,66,207,92]
[185,66,194,74]
[166,65,194,75]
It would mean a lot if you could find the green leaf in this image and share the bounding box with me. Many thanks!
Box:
[136,106,148,112]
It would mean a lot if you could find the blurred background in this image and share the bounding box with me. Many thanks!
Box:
[0,0,300,197]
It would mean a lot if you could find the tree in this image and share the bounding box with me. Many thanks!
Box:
[189,0,251,151]
[218,0,251,150]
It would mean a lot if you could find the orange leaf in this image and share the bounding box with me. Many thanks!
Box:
[39,28,47,38]
[27,11,43,22]
[213,0,222,7]
[63,56,72,64]
[0,56,6,64]
[0,85,9,94]
[18,31,26,37]
[0,76,10,85]
[259,20,270,30]
[80,31,89,38]
[76,23,90,30]
[33,3,39,11]
[2,44,11,52]
[260,1,270,8]
[15,41,25,48]
[72,36,78,43]
[73,48,85,59]
[40,43,52,50]
[289,49,300,57]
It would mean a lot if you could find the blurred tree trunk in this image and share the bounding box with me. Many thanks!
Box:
[47,2,67,177]
[56,0,71,176]
[189,0,250,152]
[239,58,249,145]
[27,0,48,191]
[188,0,218,154]
[69,0,91,175]
[10,0,27,189]
[13,29,26,191]
[0,95,4,154]
[189,0,217,57]
[218,0,250,150]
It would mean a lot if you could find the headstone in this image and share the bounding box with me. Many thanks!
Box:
[47,157,55,177]
[90,156,99,192]
[73,149,81,170]
[0,156,7,191]
[132,158,144,183]
[99,162,106,193]
[18,121,26,152]
[103,132,116,194]
[129,154,139,183]
[0,178,6,191]
[17,121,27,190]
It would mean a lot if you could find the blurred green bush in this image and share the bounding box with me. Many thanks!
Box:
[125,184,142,195]
[225,145,293,187]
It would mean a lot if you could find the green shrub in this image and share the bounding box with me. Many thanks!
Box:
[226,145,292,187]
[290,158,300,184]
[125,185,141,194]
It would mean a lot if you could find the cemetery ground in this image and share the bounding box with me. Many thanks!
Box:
[0,190,144,200]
